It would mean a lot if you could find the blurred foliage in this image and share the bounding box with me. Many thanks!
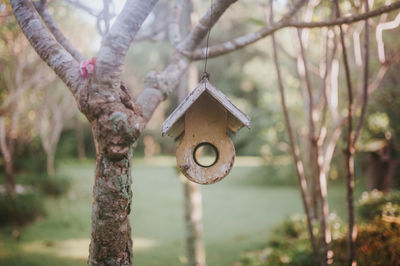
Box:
[13,173,71,197]
[239,213,345,266]
[0,193,45,226]
[239,190,400,266]
[357,64,400,188]
[32,174,71,197]
[332,219,400,266]
[360,65,400,149]
[56,127,96,159]
[358,190,400,221]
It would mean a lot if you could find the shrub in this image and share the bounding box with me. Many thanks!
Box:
[0,193,45,226]
[239,191,400,266]
[240,214,343,266]
[332,219,400,266]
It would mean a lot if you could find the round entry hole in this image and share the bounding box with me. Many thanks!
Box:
[193,142,219,167]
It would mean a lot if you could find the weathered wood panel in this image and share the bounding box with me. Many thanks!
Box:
[176,93,235,184]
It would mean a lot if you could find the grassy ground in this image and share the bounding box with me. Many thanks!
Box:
[0,158,364,266]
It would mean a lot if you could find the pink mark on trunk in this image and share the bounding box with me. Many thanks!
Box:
[80,57,97,77]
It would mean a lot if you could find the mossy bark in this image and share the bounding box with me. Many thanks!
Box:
[88,154,133,265]
[80,82,143,266]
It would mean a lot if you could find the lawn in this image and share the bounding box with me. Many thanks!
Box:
[0,158,364,266]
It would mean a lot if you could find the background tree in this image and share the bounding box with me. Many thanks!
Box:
[0,20,54,195]
[35,82,77,176]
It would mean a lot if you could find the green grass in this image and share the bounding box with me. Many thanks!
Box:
[0,158,365,266]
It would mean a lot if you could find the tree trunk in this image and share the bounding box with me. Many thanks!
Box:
[183,178,206,266]
[76,119,87,160]
[5,156,16,196]
[366,149,395,193]
[313,142,332,265]
[83,82,144,266]
[46,149,55,176]
[179,57,207,265]
[0,118,16,195]
[88,152,133,265]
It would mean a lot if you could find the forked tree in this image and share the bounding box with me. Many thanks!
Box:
[10,0,400,265]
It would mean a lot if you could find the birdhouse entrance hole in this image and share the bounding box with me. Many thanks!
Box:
[193,142,219,167]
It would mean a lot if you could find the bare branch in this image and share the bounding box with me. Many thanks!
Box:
[376,12,400,63]
[296,29,316,138]
[334,1,356,265]
[137,54,190,122]
[95,0,158,87]
[102,0,111,34]
[322,118,345,175]
[269,2,317,263]
[291,2,400,28]
[178,0,239,52]
[187,0,307,60]
[296,25,333,266]
[187,1,400,60]
[353,1,370,146]
[135,4,170,42]
[11,0,84,95]
[169,0,184,46]
[134,25,167,42]
[33,0,84,62]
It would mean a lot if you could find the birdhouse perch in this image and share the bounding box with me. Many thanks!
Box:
[162,78,250,184]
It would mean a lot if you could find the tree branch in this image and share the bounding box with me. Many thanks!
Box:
[169,0,184,46]
[271,23,318,266]
[33,0,84,62]
[137,54,190,123]
[136,0,237,123]
[291,1,400,28]
[334,1,356,265]
[376,12,400,64]
[186,1,400,60]
[296,24,332,266]
[95,0,159,87]
[353,0,370,146]
[11,0,84,95]
[178,0,239,52]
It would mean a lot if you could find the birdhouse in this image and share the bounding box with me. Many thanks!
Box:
[162,78,250,184]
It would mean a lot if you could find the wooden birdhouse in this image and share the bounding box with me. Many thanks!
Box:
[162,78,250,184]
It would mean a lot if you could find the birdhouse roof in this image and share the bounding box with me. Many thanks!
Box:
[162,79,251,139]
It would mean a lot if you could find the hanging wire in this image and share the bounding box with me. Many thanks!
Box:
[202,0,214,81]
